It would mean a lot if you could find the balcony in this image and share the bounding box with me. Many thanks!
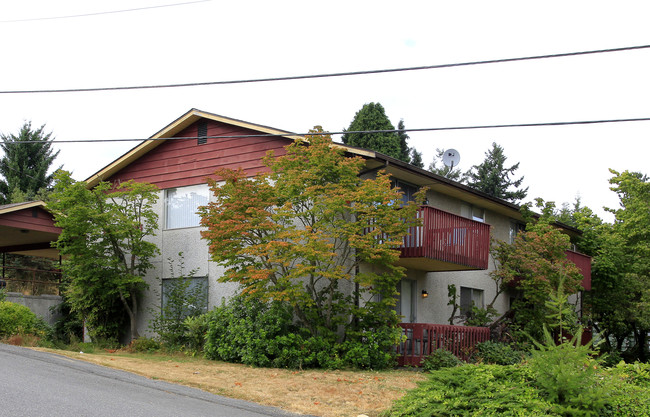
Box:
[399,206,491,272]
[565,250,592,291]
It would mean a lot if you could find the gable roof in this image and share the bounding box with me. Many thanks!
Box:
[82,108,578,234]
[85,109,308,187]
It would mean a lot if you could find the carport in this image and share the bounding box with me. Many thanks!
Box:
[0,201,61,295]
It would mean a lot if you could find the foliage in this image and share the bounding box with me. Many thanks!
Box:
[0,289,5,302]
[49,298,84,345]
[597,169,650,362]
[204,294,302,367]
[0,121,61,204]
[386,364,555,417]
[421,349,463,371]
[465,305,499,327]
[491,199,584,341]
[183,313,210,354]
[386,361,650,417]
[149,254,206,349]
[199,128,422,364]
[428,148,465,181]
[0,301,46,338]
[397,119,423,167]
[464,142,528,203]
[49,170,160,343]
[128,336,162,353]
[527,327,606,416]
[342,103,415,164]
[204,294,398,369]
[471,341,525,365]
[446,284,459,325]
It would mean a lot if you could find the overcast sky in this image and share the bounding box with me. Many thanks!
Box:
[2,1,649,221]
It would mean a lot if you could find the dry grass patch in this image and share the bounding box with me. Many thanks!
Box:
[33,348,425,417]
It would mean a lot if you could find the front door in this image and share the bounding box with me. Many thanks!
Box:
[397,279,416,323]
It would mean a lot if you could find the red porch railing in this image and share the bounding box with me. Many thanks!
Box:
[400,206,491,271]
[397,323,490,366]
[565,250,592,291]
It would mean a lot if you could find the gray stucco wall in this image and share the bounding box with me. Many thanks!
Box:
[5,293,63,326]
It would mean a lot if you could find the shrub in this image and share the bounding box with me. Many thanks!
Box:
[204,295,298,367]
[0,301,45,338]
[471,341,525,365]
[601,362,650,416]
[204,294,400,369]
[129,337,162,353]
[149,255,207,349]
[386,364,555,417]
[421,349,463,371]
[183,314,210,354]
[527,327,606,416]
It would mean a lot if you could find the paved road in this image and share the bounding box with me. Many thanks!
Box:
[0,344,306,417]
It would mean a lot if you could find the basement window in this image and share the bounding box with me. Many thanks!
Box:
[161,276,208,316]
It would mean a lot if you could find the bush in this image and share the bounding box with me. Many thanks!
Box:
[527,328,606,415]
[601,362,650,416]
[204,294,400,369]
[421,349,463,371]
[0,301,45,338]
[204,295,299,367]
[129,337,162,353]
[386,364,555,417]
[471,341,525,365]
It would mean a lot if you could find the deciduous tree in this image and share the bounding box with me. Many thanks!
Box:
[491,200,584,341]
[199,128,423,356]
[49,171,159,342]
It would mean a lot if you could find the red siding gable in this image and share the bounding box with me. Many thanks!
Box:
[107,119,292,189]
[0,207,60,234]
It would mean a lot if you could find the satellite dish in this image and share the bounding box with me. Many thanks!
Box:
[442,149,460,169]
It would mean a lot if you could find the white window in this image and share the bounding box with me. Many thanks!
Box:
[461,203,485,222]
[460,287,484,316]
[509,221,524,244]
[165,184,209,229]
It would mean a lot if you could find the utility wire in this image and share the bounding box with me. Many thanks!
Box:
[0,0,212,23]
[3,116,650,144]
[2,44,650,94]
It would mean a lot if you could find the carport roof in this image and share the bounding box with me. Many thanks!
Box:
[0,201,60,259]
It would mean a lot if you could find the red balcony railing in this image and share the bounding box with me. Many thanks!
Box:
[565,250,591,291]
[397,323,490,366]
[400,206,491,271]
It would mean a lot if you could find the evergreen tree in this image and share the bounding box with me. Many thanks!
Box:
[465,142,527,203]
[342,103,407,162]
[0,122,61,204]
[410,148,424,169]
[396,119,411,163]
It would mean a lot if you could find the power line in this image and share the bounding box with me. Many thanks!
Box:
[2,44,650,94]
[0,0,212,23]
[3,116,650,144]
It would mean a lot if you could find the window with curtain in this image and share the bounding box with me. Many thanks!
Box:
[165,184,209,229]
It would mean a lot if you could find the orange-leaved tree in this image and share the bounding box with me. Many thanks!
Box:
[490,199,584,342]
[199,127,423,364]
